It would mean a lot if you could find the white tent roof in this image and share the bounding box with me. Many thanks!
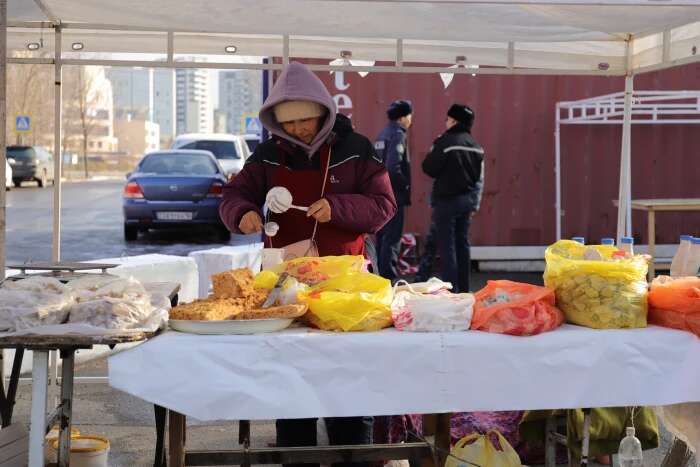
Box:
[6,0,700,75]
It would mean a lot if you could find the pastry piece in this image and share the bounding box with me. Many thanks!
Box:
[169,297,245,321]
[212,268,255,299]
[235,303,308,320]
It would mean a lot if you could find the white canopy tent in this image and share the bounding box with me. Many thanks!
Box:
[1,0,700,277]
[555,90,700,241]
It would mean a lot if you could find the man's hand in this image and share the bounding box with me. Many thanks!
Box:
[239,211,263,234]
[307,198,332,223]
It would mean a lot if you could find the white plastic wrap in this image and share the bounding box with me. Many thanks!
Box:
[0,277,75,331]
[392,282,475,332]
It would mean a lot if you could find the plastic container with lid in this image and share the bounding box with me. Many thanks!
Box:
[620,237,635,257]
[51,435,110,467]
[45,426,81,461]
[682,237,700,277]
[600,238,615,246]
[670,235,693,277]
[571,237,585,244]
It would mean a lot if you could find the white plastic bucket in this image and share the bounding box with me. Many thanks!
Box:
[51,435,110,467]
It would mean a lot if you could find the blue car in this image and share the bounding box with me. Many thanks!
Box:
[123,150,230,241]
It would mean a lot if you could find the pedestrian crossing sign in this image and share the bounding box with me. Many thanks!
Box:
[15,115,31,133]
[245,117,261,134]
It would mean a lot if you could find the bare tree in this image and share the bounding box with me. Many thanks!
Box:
[63,66,108,178]
[5,57,53,147]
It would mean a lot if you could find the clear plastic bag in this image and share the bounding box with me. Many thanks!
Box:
[0,287,74,331]
[544,240,648,329]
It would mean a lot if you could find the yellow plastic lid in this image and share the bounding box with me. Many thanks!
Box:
[45,427,80,440]
[51,435,110,453]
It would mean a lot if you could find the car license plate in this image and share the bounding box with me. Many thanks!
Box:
[156,211,193,221]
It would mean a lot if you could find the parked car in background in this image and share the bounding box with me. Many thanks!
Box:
[122,150,230,241]
[5,159,12,190]
[6,145,55,187]
[243,133,261,153]
[171,134,250,178]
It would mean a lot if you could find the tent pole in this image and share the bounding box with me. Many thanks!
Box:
[617,37,634,244]
[52,24,63,262]
[0,0,6,279]
[555,104,562,240]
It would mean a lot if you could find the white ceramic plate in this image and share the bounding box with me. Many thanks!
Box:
[169,318,294,335]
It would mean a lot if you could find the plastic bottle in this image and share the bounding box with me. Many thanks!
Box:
[572,237,585,244]
[620,237,635,258]
[670,235,693,278]
[618,426,643,467]
[682,237,700,277]
[601,238,615,246]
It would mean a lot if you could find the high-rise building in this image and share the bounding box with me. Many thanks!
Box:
[176,69,212,135]
[106,68,176,145]
[153,69,176,145]
[218,70,263,134]
[106,68,153,121]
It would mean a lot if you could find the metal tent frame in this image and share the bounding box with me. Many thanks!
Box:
[1,2,700,279]
[554,89,700,242]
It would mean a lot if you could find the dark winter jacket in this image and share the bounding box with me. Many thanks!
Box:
[220,114,397,236]
[422,123,484,210]
[375,121,411,206]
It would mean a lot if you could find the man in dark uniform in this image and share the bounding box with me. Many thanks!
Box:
[422,104,484,293]
[374,100,413,282]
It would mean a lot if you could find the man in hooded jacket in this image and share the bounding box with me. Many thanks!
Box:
[422,104,484,293]
[220,62,396,467]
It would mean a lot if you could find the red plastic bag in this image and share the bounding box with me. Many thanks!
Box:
[648,276,700,336]
[472,280,564,336]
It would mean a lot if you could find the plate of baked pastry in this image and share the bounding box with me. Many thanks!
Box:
[168,268,308,335]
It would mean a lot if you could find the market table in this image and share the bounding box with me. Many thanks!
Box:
[109,324,700,466]
[0,281,180,467]
[614,198,700,280]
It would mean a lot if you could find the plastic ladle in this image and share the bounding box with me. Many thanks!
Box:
[266,186,308,213]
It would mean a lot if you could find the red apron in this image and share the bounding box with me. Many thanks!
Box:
[267,144,365,256]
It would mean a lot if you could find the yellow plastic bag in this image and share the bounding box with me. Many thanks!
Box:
[445,430,522,467]
[544,240,648,329]
[299,272,393,331]
[272,255,365,285]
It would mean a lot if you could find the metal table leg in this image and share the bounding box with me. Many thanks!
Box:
[58,349,75,467]
[154,404,168,467]
[28,350,49,467]
[580,408,592,467]
[169,410,186,467]
[0,347,24,427]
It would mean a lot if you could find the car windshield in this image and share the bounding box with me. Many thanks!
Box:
[7,147,35,161]
[139,153,219,175]
[245,138,259,152]
[180,140,239,160]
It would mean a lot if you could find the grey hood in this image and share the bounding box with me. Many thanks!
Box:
[259,62,337,156]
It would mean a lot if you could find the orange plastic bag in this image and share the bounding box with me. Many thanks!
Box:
[472,280,564,336]
[648,276,700,336]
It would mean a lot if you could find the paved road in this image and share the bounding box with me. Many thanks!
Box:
[5,180,254,263]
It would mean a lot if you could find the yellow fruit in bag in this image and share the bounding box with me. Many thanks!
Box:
[544,240,648,329]
[299,273,393,332]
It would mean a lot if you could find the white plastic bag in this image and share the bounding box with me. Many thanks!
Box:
[392,282,474,332]
[0,277,75,331]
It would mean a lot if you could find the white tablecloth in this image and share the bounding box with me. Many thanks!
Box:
[108,325,700,421]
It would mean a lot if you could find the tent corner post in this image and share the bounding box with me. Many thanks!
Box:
[52,23,63,263]
[554,104,562,241]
